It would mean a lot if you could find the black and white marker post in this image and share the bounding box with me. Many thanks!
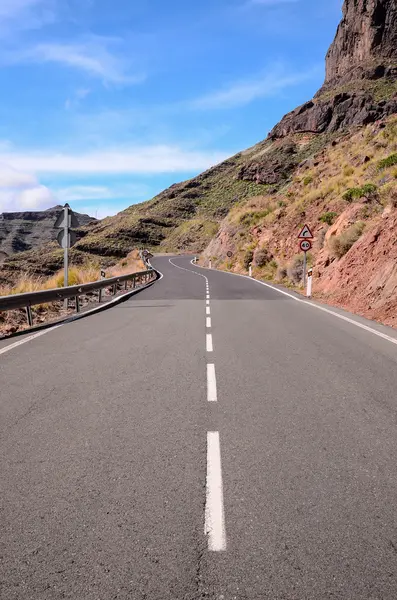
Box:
[307,267,313,298]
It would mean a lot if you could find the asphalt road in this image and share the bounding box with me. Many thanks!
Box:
[2,255,397,599]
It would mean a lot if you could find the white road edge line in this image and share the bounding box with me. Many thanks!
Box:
[206,317,212,328]
[191,260,397,348]
[0,325,62,356]
[206,306,211,315]
[205,431,226,551]
[206,333,213,352]
[207,363,217,401]
[0,267,165,357]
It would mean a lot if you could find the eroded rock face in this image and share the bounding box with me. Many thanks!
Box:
[269,93,397,139]
[236,142,298,184]
[269,0,397,139]
[325,0,397,86]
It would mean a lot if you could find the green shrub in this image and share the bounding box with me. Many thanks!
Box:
[253,248,270,267]
[361,183,378,199]
[243,250,254,270]
[329,222,365,258]
[343,184,378,203]
[319,211,337,225]
[378,153,397,170]
[303,175,313,186]
[343,187,362,202]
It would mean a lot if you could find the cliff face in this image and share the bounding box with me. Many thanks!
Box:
[269,0,397,139]
[325,0,397,85]
[0,206,96,260]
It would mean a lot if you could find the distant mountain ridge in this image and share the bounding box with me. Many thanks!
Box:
[0,205,96,260]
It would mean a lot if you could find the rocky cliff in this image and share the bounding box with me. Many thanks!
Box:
[269,0,397,139]
[0,206,96,261]
[324,0,397,86]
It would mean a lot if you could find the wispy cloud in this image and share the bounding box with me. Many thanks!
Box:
[65,88,91,110]
[3,35,145,85]
[0,0,56,34]
[190,66,319,110]
[0,145,230,175]
[54,183,149,203]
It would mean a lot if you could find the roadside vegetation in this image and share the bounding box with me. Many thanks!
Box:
[205,115,397,294]
[0,251,145,337]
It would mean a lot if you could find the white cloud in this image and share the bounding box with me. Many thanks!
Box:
[0,146,230,175]
[18,184,54,208]
[54,183,149,203]
[190,67,319,109]
[0,162,37,188]
[0,162,55,213]
[6,36,145,85]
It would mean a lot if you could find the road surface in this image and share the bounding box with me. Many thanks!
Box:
[2,255,397,599]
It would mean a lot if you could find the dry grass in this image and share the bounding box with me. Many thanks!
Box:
[328,222,365,259]
[0,250,145,298]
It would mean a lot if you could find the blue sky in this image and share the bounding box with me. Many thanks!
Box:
[0,0,342,218]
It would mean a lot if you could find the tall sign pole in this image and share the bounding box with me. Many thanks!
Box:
[298,224,314,289]
[64,203,69,288]
[54,203,79,308]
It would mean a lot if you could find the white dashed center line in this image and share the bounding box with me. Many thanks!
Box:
[205,431,226,551]
[169,257,226,553]
[207,363,217,401]
[206,333,213,352]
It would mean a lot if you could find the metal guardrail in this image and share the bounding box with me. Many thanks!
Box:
[0,268,156,326]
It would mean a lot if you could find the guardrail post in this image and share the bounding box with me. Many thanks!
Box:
[25,306,33,327]
[133,276,136,288]
[98,288,103,302]
[125,280,128,290]
[75,295,80,313]
[112,284,117,295]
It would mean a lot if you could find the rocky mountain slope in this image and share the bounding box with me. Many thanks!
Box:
[0,206,96,261]
[65,0,397,257]
[1,0,396,326]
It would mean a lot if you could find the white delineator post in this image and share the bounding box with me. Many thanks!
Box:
[249,264,252,277]
[306,267,313,298]
[209,260,212,269]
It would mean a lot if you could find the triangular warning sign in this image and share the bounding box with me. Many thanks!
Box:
[298,224,314,239]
